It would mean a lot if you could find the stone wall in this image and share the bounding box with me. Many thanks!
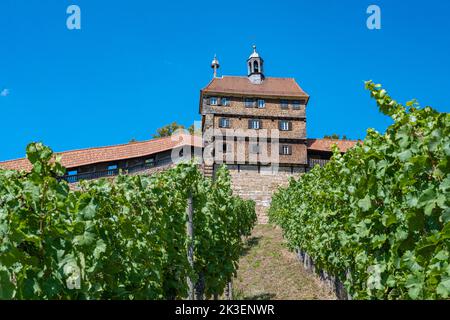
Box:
[220,164,305,224]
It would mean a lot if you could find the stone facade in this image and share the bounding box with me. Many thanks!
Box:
[218,164,304,224]
[202,96,306,119]
[200,47,310,223]
[212,115,306,140]
[212,139,307,165]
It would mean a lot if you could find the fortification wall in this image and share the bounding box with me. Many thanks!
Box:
[218,164,305,224]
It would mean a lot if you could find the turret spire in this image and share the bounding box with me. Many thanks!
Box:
[211,54,220,78]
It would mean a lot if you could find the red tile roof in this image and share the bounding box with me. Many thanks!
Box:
[307,138,359,153]
[202,76,309,99]
[0,134,202,172]
[1,135,358,172]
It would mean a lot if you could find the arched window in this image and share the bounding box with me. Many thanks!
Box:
[248,62,252,74]
[254,61,259,73]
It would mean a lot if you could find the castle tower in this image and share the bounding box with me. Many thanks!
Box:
[199,46,309,223]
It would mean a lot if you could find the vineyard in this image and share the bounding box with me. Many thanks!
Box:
[269,82,450,299]
[0,144,256,299]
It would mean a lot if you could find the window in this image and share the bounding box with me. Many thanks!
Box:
[292,100,302,110]
[280,145,292,155]
[280,100,289,109]
[67,170,78,183]
[219,118,230,128]
[210,97,218,105]
[250,144,260,154]
[257,99,265,108]
[145,158,155,167]
[107,164,118,175]
[248,119,261,130]
[279,120,292,131]
[221,97,230,106]
[254,61,259,73]
[245,98,254,108]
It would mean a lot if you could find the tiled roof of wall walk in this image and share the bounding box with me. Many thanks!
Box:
[202,76,309,99]
[307,138,360,153]
[0,134,202,172]
[1,135,359,172]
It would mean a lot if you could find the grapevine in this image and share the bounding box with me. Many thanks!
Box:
[0,145,256,299]
[269,82,450,299]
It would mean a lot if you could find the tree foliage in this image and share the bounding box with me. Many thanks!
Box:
[153,122,185,138]
[269,82,450,299]
[0,144,256,299]
[153,122,199,138]
[323,134,348,140]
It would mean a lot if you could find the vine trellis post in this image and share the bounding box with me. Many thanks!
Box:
[186,191,195,300]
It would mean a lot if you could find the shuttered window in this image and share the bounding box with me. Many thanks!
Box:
[219,118,230,128]
[245,98,255,108]
[248,119,261,129]
[279,145,292,155]
[257,99,265,108]
[292,100,302,110]
[210,97,218,105]
[279,121,292,131]
[280,100,289,109]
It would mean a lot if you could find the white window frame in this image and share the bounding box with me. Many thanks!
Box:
[280,121,290,131]
[210,97,218,106]
[281,145,292,155]
[249,119,261,130]
[257,99,265,108]
[219,118,230,128]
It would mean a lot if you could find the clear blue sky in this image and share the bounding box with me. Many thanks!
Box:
[1,0,449,160]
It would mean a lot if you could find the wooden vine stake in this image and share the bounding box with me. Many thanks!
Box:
[225,280,233,300]
[186,191,195,300]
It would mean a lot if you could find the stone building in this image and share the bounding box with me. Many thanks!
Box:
[200,46,312,222]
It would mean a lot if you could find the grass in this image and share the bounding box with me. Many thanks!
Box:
[233,224,335,300]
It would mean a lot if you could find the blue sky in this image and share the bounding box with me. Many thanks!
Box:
[1,0,449,160]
